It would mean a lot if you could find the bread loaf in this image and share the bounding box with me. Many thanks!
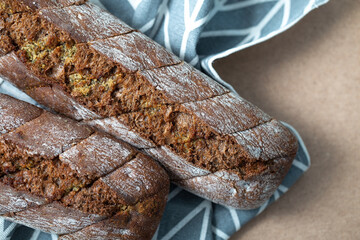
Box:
[0,93,169,239]
[0,0,298,209]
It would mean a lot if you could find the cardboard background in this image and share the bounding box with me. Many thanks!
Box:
[213,0,360,239]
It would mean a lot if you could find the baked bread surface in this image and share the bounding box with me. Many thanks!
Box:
[0,93,170,239]
[0,0,298,209]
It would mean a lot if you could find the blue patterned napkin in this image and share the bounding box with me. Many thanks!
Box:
[0,0,327,239]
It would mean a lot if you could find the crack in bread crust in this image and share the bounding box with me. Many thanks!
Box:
[1,4,295,175]
[0,112,48,177]
[1,11,257,173]
[175,153,294,182]
[59,184,168,238]
[1,154,167,236]
[0,94,169,236]
[0,0,297,210]
[0,0,88,16]
[0,129,138,215]
[0,114,95,210]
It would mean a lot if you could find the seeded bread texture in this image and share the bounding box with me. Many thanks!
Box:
[0,0,86,56]
[0,94,169,239]
[0,0,298,209]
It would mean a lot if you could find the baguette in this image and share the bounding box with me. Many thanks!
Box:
[0,0,298,209]
[0,93,169,239]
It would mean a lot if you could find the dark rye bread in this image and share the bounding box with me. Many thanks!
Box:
[0,0,298,209]
[0,94,169,239]
[0,0,86,56]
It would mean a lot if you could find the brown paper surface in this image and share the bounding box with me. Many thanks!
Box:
[213,0,360,239]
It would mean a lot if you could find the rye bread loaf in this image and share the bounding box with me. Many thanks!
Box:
[0,93,169,239]
[0,0,298,209]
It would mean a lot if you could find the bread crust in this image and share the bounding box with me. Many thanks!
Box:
[0,0,298,209]
[0,93,43,134]
[0,94,169,239]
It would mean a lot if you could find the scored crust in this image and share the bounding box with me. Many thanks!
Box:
[0,0,298,209]
[0,94,169,239]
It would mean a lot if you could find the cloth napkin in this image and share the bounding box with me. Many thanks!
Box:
[0,0,327,239]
